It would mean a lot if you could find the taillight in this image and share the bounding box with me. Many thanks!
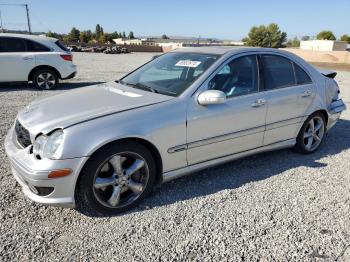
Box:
[60,54,72,61]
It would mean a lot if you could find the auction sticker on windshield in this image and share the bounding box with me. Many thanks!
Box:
[175,60,201,68]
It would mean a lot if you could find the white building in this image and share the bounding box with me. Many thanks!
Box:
[300,40,348,51]
[222,40,245,46]
[157,42,183,48]
[113,38,156,46]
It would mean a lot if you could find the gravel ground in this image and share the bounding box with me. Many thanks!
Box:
[1,52,350,261]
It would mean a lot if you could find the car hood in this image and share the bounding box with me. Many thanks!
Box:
[17,82,173,135]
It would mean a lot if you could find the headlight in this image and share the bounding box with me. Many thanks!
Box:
[33,130,64,159]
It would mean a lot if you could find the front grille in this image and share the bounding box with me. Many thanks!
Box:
[15,120,32,148]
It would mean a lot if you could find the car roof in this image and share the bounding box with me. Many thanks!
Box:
[171,46,289,56]
[0,33,57,42]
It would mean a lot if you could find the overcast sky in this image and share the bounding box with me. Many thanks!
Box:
[1,0,349,40]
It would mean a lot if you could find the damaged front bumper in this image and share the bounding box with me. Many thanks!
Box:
[4,125,88,208]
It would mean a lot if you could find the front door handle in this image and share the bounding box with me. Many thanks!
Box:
[23,57,33,60]
[301,90,312,97]
[251,98,266,108]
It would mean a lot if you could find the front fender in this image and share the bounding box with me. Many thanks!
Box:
[59,99,188,173]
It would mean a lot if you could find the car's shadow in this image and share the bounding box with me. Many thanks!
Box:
[0,81,104,92]
[78,118,350,217]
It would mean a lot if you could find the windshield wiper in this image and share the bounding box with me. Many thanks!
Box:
[118,80,176,96]
[124,82,158,93]
[135,84,178,96]
[135,83,158,93]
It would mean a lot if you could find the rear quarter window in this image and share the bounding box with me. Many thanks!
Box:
[294,63,312,85]
[55,41,69,52]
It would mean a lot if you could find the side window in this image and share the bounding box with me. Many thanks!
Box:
[25,40,51,52]
[208,55,259,98]
[294,63,312,85]
[0,37,26,52]
[261,55,296,90]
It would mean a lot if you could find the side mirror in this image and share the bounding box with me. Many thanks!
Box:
[197,90,226,105]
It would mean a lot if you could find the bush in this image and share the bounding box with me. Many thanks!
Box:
[286,37,300,48]
[340,34,350,44]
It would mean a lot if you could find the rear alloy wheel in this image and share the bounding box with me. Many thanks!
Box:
[295,113,326,154]
[76,141,156,215]
[33,69,58,90]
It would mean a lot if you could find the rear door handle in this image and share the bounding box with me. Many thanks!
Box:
[301,90,312,97]
[23,57,33,60]
[251,98,266,107]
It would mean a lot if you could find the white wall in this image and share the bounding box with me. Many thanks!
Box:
[300,40,347,51]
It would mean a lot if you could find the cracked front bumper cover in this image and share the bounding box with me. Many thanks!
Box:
[5,126,88,208]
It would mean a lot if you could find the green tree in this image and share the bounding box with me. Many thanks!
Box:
[63,35,70,43]
[244,23,287,48]
[46,31,56,38]
[79,31,88,43]
[95,24,103,39]
[46,31,54,37]
[301,35,310,41]
[316,30,336,40]
[122,31,126,38]
[108,31,120,41]
[128,31,135,39]
[161,34,169,39]
[340,34,350,43]
[286,37,300,48]
[46,31,62,39]
[85,30,93,42]
[68,27,80,42]
[99,33,108,44]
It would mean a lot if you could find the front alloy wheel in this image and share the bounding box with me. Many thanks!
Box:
[93,153,149,208]
[76,141,156,215]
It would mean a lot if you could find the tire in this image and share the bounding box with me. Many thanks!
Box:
[294,112,326,154]
[32,69,59,90]
[75,141,156,216]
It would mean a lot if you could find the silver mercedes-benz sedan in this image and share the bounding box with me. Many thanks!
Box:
[5,47,346,214]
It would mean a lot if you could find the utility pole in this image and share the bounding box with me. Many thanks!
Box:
[0,9,3,32]
[0,3,32,33]
[24,4,31,34]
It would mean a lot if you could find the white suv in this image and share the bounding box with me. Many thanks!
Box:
[0,33,77,89]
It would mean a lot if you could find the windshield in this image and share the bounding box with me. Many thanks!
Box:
[120,52,220,96]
